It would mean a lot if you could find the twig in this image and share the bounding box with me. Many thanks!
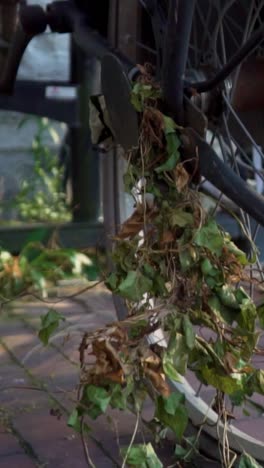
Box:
[81,417,96,468]
[28,280,103,304]
[121,412,140,468]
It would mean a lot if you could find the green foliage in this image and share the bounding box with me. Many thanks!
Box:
[67,409,82,432]
[155,392,188,440]
[121,443,163,467]
[175,436,198,462]
[182,315,195,350]
[38,309,65,345]
[239,452,262,468]
[83,385,111,419]
[131,83,161,112]
[194,219,224,256]
[14,117,71,222]
[0,243,95,299]
[155,116,180,174]
[118,270,153,301]
[71,77,263,467]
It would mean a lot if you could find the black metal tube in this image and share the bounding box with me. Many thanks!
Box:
[48,1,135,71]
[192,24,264,94]
[0,5,47,94]
[192,131,264,227]
[72,22,134,71]
[162,0,195,124]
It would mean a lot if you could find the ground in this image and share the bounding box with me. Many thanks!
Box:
[0,282,262,467]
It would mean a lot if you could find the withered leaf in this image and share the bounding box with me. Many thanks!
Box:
[144,367,171,397]
[224,352,238,374]
[161,230,175,244]
[115,209,144,239]
[174,163,189,192]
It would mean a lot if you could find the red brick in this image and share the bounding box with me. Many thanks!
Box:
[0,454,36,468]
[0,431,23,457]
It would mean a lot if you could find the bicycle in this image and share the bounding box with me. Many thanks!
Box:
[3,0,264,464]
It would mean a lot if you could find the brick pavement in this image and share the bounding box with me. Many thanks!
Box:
[0,284,179,467]
[0,283,263,467]
[0,284,127,467]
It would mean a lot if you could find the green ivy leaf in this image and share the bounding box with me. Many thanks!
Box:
[255,370,264,394]
[110,384,127,410]
[85,385,111,415]
[225,239,248,265]
[183,315,195,350]
[128,319,148,339]
[201,366,242,394]
[121,443,163,467]
[131,83,161,112]
[239,452,262,468]
[67,409,81,432]
[153,274,168,296]
[238,299,257,333]
[118,270,153,301]
[257,304,264,328]
[155,393,188,440]
[30,269,47,296]
[217,285,240,310]
[201,258,222,284]
[38,309,65,346]
[155,125,180,174]
[163,392,185,415]
[175,445,188,459]
[163,115,176,134]
[20,242,44,263]
[170,210,194,228]
[155,149,179,174]
[105,272,119,291]
[179,248,193,272]
[163,354,182,382]
[175,436,198,462]
[194,220,223,256]
[208,295,237,325]
[229,390,246,406]
[143,264,156,279]
[167,333,188,375]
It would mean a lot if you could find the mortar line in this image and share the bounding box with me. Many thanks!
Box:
[0,337,120,467]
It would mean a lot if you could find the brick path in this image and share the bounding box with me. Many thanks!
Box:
[0,283,262,467]
[0,284,131,467]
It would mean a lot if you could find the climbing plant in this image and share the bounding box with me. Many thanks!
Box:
[43,72,264,467]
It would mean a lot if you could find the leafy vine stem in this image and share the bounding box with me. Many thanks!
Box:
[74,71,264,467]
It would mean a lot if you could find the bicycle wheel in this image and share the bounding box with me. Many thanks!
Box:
[103,0,264,462]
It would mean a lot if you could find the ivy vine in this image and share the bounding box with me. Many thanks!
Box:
[73,73,264,467]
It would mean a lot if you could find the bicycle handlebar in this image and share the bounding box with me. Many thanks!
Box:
[0,1,136,95]
[0,5,46,94]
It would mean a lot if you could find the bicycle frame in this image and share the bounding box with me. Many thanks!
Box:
[162,0,196,123]
[2,0,264,226]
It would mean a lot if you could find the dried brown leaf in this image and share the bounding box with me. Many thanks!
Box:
[174,163,189,192]
[161,230,175,244]
[224,352,237,374]
[104,368,125,384]
[115,209,144,239]
[144,367,171,397]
